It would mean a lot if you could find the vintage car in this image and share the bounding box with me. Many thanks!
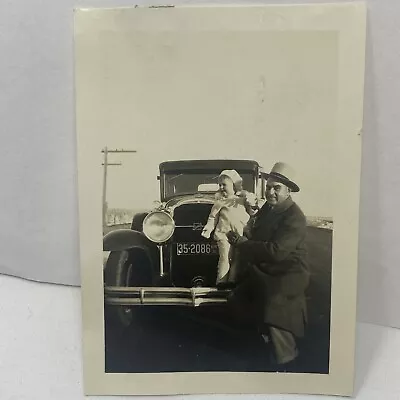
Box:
[103,159,266,326]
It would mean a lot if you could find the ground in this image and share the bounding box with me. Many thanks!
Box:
[104,226,332,374]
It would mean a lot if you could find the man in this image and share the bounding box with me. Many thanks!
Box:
[226,161,310,372]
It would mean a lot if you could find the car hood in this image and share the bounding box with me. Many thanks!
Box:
[164,193,215,209]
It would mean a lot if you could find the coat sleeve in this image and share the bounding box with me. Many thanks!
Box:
[236,210,306,265]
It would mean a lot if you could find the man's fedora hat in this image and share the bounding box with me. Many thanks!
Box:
[261,162,300,192]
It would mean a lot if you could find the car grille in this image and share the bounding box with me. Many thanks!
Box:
[173,203,213,242]
[169,203,218,287]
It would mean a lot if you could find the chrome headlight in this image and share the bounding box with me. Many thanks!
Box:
[143,211,175,243]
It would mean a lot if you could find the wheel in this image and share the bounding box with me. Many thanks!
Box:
[104,249,153,328]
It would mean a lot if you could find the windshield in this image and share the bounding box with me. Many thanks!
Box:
[163,172,256,198]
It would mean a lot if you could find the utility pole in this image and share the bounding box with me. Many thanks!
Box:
[101,147,137,228]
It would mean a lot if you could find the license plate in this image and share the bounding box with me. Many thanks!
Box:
[176,242,218,256]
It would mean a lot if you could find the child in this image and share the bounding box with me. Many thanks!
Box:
[201,169,256,287]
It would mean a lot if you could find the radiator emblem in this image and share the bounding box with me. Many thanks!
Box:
[192,222,204,231]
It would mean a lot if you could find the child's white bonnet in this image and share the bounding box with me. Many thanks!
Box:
[218,169,243,191]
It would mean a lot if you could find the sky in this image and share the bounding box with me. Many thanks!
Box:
[80,29,337,218]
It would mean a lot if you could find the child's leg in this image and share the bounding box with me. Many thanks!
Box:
[216,238,231,283]
[225,217,247,284]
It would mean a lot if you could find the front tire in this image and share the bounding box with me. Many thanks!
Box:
[104,249,153,328]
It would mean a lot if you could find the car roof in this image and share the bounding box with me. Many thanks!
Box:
[159,159,260,173]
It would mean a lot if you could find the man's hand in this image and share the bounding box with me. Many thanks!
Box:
[243,224,252,239]
[227,231,248,246]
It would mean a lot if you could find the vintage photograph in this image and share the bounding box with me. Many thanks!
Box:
[75,4,365,396]
[102,156,332,375]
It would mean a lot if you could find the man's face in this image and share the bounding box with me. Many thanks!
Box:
[219,176,235,197]
[265,178,290,206]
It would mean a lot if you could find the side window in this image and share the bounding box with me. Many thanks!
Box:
[257,173,266,199]
[241,174,256,193]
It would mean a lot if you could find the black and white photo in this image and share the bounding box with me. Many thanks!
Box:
[102,157,332,375]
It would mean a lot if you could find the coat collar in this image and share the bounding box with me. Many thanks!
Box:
[260,196,294,215]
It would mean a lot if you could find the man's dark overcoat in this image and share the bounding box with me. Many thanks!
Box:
[230,196,310,338]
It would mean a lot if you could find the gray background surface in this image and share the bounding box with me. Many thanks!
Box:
[0,0,398,330]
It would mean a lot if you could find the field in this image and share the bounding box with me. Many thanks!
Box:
[104,225,332,374]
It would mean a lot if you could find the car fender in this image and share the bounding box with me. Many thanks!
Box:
[103,228,160,273]
[131,211,149,232]
[103,229,151,252]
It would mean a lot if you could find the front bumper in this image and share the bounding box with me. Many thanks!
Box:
[104,286,232,307]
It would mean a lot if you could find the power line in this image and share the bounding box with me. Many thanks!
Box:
[102,162,122,166]
[101,149,138,152]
